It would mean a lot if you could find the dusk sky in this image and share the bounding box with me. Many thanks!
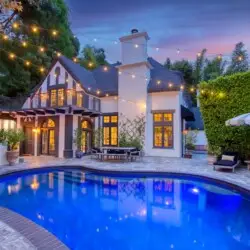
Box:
[66,0,250,63]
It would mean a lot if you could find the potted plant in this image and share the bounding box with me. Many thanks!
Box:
[207,145,221,165]
[74,128,83,158]
[6,129,25,166]
[184,129,198,159]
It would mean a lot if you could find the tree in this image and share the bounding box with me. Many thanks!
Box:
[226,42,249,75]
[203,57,226,81]
[193,48,207,85]
[79,45,108,70]
[0,0,79,97]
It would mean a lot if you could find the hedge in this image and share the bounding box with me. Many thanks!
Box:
[199,71,250,158]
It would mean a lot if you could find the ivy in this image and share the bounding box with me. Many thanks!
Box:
[199,71,250,158]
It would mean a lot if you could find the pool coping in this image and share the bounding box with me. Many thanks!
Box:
[0,207,68,250]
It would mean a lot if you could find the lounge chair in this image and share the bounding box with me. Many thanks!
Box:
[91,147,103,160]
[213,152,240,172]
[129,148,142,162]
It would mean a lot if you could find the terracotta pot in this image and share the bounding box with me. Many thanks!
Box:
[6,150,19,166]
[207,154,217,165]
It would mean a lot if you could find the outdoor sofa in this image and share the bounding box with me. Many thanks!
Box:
[213,152,240,172]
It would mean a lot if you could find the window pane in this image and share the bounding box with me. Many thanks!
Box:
[154,113,162,122]
[76,92,82,107]
[111,116,118,123]
[103,116,110,123]
[82,121,89,129]
[154,126,162,147]
[58,89,64,106]
[48,119,55,128]
[50,90,57,107]
[49,130,55,151]
[103,127,110,145]
[164,126,173,148]
[111,127,117,145]
[164,113,173,122]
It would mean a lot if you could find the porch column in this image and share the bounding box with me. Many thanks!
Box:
[72,115,78,156]
[64,115,73,158]
[58,114,65,158]
[16,116,21,129]
[34,117,38,156]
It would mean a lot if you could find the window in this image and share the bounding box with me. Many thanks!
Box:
[102,114,118,146]
[153,111,174,148]
[103,116,110,123]
[111,116,118,123]
[58,89,64,106]
[47,119,55,128]
[103,127,110,145]
[50,90,56,107]
[76,92,83,107]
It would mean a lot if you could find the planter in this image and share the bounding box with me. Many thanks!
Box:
[75,150,83,159]
[184,153,192,159]
[6,150,19,166]
[207,154,217,165]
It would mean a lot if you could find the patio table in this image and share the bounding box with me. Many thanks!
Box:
[99,147,136,161]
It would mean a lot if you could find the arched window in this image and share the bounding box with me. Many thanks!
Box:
[81,120,91,129]
[42,119,55,128]
[55,67,60,84]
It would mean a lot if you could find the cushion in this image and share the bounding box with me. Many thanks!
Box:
[214,160,236,167]
[221,155,235,161]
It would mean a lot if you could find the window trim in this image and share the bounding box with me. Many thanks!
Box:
[102,113,118,146]
[152,110,174,149]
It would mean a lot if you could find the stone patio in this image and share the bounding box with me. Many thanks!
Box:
[0,153,250,249]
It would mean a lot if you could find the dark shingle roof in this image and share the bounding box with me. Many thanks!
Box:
[30,56,185,97]
[186,107,204,130]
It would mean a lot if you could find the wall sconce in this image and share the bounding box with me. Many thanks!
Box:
[32,128,40,133]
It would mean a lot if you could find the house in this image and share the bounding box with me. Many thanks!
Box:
[0,29,194,158]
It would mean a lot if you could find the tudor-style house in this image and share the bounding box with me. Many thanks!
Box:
[1,29,194,158]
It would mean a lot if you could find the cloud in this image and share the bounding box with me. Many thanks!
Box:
[66,0,250,62]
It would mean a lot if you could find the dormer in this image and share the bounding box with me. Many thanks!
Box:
[119,29,150,65]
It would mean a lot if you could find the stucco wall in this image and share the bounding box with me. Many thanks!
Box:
[145,91,182,157]
[101,97,118,113]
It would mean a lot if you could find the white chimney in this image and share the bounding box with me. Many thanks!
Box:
[119,29,150,65]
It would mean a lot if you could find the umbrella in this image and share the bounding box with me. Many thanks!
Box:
[225,113,250,126]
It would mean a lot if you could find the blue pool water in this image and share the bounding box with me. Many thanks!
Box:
[0,169,249,250]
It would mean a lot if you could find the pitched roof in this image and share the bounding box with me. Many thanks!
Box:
[30,56,185,97]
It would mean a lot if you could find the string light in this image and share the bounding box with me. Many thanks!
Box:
[32,26,38,33]
[134,44,139,48]
[190,87,195,92]
[156,47,159,51]
[12,22,19,29]
[217,54,222,60]
[238,56,243,61]
[118,71,122,75]
[39,47,45,53]
[3,34,8,40]
[25,60,31,66]
[197,52,201,57]
[52,30,58,36]
[201,90,205,94]
[157,80,161,85]
[22,41,28,47]
[73,57,78,63]
[105,93,109,97]
[40,67,45,73]
[177,49,180,54]
[88,87,91,91]
[168,82,173,88]
[103,66,108,71]
[96,90,100,95]
[180,85,184,90]
[132,74,136,78]
[9,53,16,59]
[56,52,61,57]
[88,62,93,67]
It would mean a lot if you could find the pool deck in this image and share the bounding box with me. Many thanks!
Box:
[0,154,250,249]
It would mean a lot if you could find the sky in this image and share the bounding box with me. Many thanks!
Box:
[66,0,250,63]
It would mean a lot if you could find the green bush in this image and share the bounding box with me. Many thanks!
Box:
[0,129,7,144]
[6,129,26,151]
[199,71,250,158]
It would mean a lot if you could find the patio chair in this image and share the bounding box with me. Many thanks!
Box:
[213,152,240,172]
[129,148,142,162]
[91,147,103,160]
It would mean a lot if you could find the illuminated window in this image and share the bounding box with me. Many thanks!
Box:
[111,127,118,145]
[50,90,56,107]
[102,114,118,146]
[111,116,118,123]
[103,127,110,145]
[81,121,89,129]
[76,92,82,107]
[58,89,64,106]
[103,116,110,123]
[153,112,174,148]
[154,113,162,122]
[48,119,55,128]
[49,130,55,151]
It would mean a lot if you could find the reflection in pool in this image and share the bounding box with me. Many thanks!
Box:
[0,169,249,250]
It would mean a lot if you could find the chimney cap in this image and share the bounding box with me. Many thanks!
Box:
[131,29,139,34]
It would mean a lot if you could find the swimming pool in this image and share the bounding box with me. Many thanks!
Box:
[0,168,249,250]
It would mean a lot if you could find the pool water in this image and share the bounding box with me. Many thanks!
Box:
[0,169,250,250]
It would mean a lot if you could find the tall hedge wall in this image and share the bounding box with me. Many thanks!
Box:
[199,71,250,158]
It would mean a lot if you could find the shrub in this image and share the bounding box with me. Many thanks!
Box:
[0,129,7,144]
[6,129,25,151]
[199,71,250,159]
